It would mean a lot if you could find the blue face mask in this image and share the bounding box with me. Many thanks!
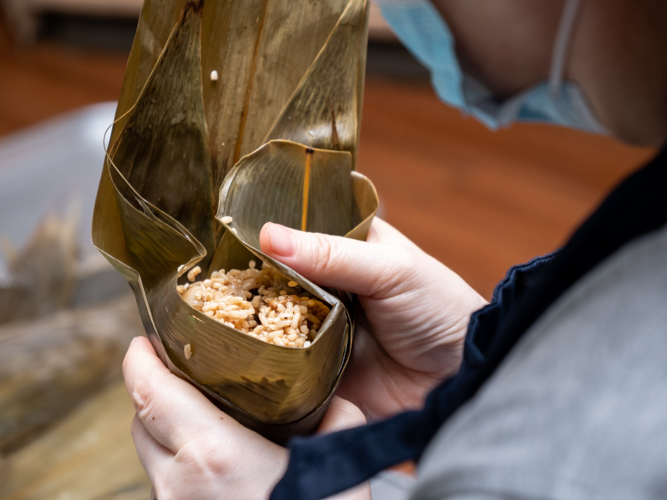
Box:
[375,0,606,134]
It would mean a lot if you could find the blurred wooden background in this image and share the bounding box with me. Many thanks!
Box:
[0,7,653,298]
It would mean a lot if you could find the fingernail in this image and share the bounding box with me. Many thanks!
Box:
[267,223,296,257]
[129,336,140,347]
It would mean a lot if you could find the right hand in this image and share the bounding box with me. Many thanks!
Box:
[260,218,488,419]
[123,337,370,500]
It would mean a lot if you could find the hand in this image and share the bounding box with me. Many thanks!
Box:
[123,336,370,500]
[260,218,488,419]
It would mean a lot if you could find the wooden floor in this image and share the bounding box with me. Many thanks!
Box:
[0,20,655,299]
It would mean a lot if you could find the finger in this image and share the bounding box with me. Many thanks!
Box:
[259,221,417,297]
[317,396,366,434]
[319,396,375,500]
[123,337,239,453]
[130,414,172,486]
[326,484,372,500]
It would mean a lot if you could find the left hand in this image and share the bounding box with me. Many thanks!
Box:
[123,336,370,500]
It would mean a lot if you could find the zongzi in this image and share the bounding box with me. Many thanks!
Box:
[92,0,378,442]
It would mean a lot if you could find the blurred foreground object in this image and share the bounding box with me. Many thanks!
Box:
[0,382,152,500]
[0,212,78,324]
[0,104,149,496]
[0,210,128,325]
[0,296,143,455]
[0,206,144,454]
[0,226,146,497]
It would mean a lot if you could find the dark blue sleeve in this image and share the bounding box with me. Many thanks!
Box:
[270,252,559,500]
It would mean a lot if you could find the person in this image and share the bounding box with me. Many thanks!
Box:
[121,0,667,498]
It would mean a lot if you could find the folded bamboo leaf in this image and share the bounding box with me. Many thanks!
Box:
[108,0,216,266]
[349,171,380,241]
[264,0,369,160]
[100,0,353,198]
[92,0,378,443]
[220,141,353,239]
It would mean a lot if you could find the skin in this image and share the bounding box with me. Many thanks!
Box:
[432,0,667,146]
[123,0,667,497]
[258,220,486,419]
[124,337,372,500]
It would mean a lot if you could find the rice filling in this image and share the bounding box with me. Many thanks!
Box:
[177,261,330,348]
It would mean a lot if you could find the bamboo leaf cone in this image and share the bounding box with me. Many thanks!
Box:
[92,0,378,443]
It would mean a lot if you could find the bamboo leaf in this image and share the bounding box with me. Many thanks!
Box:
[219,141,353,241]
[264,0,369,162]
[109,0,216,265]
[200,0,351,184]
[92,0,378,443]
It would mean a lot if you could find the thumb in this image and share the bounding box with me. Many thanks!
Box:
[259,222,415,297]
[317,396,366,434]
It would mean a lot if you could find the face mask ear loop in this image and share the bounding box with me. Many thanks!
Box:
[549,0,583,96]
